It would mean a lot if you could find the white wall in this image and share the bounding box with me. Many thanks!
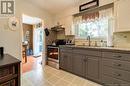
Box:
[53,0,92,25]
[53,0,114,25]
[0,0,54,59]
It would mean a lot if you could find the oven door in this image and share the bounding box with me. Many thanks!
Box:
[47,47,59,63]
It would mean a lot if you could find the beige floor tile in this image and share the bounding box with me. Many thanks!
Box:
[47,76,60,84]
[22,76,34,86]
[62,73,75,82]
[71,76,86,86]
[83,79,102,86]
[54,70,67,78]
[54,79,70,86]
[22,65,102,86]
[37,81,53,86]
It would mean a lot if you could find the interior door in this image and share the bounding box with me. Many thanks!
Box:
[33,28,43,56]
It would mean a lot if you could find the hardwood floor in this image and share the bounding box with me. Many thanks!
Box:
[22,56,42,73]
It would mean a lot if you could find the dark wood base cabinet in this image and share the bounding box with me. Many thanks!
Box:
[0,54,21,86]
[60,46,130,86]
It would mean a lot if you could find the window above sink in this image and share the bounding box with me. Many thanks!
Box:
[74,8,113,40]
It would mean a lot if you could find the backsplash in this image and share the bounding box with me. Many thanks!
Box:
[113,32,130,48]
[75,39,107,47]
[75,32,130,48]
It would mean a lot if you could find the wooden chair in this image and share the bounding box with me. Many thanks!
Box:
[22,45,27,63]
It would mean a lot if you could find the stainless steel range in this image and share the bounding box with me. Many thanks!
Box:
[47,46,60,69]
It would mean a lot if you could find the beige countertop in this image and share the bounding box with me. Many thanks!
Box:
[60,45,130,52]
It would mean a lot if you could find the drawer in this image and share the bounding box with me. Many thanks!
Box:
[0,66,15,78]
[73,49,101,57]
[102,52,130,61]
[60,48,73,53]
[102,66,130,82]
[102,75,130,86]
[102,58,130,71]
[0,79,15,86]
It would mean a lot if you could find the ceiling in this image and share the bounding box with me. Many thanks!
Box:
[26,0,89,14]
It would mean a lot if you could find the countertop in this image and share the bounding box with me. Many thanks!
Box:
[0,54,21,67]
[60,45,130,53]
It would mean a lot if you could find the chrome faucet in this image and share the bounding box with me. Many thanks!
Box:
[87,36,91,46]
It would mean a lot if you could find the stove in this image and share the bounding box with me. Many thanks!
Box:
[47,45,60,69]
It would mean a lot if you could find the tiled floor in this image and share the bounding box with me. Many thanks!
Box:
[22,65,102,86]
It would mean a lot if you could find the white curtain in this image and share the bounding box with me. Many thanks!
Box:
[74,8,113,43]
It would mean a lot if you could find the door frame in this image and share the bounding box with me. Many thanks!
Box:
[20,14,46,66]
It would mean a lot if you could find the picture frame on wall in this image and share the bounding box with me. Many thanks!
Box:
[79,0,99,12]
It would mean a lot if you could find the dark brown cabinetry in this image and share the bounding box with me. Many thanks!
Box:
[0,54,21,86]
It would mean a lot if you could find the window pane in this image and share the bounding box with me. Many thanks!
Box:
[75,17,109,39]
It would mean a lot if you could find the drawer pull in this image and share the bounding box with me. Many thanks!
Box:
[83,59,87,62]
[117,84,121,86]
[114,64,122,67]
[117,64,122,67]
[115,73,121,77]
[117,74,121,76]
[114,55,122,58]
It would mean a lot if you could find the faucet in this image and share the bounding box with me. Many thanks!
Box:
[87,36,91,46]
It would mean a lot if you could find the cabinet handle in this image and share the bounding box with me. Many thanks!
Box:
[114,63,122,67]
[117,84,121,86]
[117,74,121,76]
[115,73,121,77]
[117,64,122,67]
[83,59,87,62]
[114,55,122,58]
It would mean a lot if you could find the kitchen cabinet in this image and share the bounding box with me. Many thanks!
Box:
[58,16,74,35]
[99,0,114,7]
[87,56,100,82]
[59,46,130,85]
[72,54,86,77]
[60,47,101,83]
[101,51,130,86]
[64,16,74,35]
[102,75,130,86]
[114,0,130,32]
[60,52,73,72]
[0,54,21,86]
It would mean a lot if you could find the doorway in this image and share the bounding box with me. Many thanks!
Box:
[21,14,44,73]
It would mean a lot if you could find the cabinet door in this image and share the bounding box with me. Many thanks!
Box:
[72,54,86,77]
[60,52,73,72]
[66,53,73,72]
[59,52,67,69]
[64,16,74,35]
[86,56,99,81]
[114,0,130,32]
